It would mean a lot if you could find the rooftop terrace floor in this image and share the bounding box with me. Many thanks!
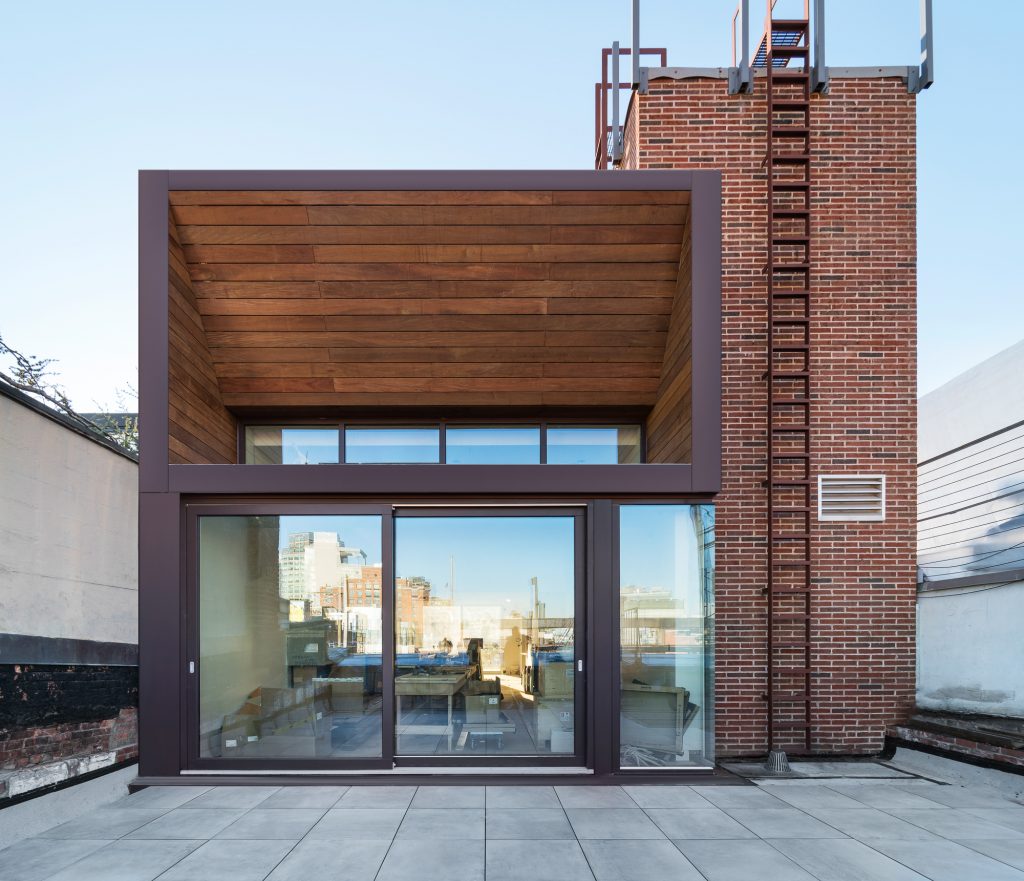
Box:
[4,767,1024,880]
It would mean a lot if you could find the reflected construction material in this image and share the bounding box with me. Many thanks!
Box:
[396,671,469,751]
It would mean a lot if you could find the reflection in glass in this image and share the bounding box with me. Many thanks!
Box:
[618,505,714,768]
[198,515,383,759]
[445,427,540,464]
[547,426,642,464]
[345,427,440,464]
[244,426,339,464]
[395,516,576,757]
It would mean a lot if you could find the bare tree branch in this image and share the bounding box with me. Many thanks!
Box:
[0,333,138,454]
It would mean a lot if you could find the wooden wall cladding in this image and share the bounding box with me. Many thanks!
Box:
[169,190,690,410]
[168,218,237,464]
[645,221,693,464]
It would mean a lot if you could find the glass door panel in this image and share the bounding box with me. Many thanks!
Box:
[618,504,715,768]
[197,514,385,760]
[394,514,580,759]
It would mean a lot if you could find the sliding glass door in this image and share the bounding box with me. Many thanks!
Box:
[190,507,393,769]
[188,502,713,772]
[393,510,585,763]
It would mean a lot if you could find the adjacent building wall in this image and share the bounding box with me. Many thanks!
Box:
[917,339,1024,718]
[625,74,918,756]
[0,387,138,799]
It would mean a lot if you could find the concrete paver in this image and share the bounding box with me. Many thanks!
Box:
[4,777,1024,880]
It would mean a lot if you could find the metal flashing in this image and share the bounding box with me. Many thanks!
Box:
[0,634,138,666]
[0,382,137,463]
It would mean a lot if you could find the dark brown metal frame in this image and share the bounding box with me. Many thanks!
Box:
[138,169,723,782]
[140,169,721,496]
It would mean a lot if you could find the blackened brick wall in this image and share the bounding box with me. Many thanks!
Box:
[624,75,917,756]
[0,664,138,773]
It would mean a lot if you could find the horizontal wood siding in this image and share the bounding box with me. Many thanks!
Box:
[168,218,237,463]
[171,189,690,410]
[646,225,693,463]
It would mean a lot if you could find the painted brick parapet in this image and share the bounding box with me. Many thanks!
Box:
[890,724,1024,773]
[0,665,138,799]
[624,75,917,757]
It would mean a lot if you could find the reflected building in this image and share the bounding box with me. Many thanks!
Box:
[278,531,366,605]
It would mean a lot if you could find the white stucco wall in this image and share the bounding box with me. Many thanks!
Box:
[917,582,1024,717]
[919,338,1024,462]
[918,338,1024,718]
[0,394,137,645]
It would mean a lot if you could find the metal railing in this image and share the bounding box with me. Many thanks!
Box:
[594,43,666,170]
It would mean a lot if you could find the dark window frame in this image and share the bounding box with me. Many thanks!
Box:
[183,501,591,772]
[236,416,648,466]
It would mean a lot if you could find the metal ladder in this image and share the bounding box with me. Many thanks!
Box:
[760,2,812,766]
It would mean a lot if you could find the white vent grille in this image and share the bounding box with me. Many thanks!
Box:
[817,474,886,522]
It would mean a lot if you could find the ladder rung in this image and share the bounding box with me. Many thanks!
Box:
[770,70,811,80]
[774,561,811,569]
[771,154,811,164]
[772,289,810,297]
[771,371,810,378]
[771,47,809,58]
[773,507,811,514]
[773,207,810,215]
[773,317,809,324]
[772,20,809,31]
[772,479,811,485]
[773,344,809,352]
[773,693,810,702]
[772,127,809,137]
[773,397,810,405]
[773,236,809,245]
[772,425,810,431]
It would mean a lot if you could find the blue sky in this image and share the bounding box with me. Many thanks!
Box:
[396,517,577,617]
[1,1,1020,407]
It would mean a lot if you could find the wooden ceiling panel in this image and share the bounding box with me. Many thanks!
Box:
[178,224,686,246]
[171,188,690,410]
[169,189,690,206]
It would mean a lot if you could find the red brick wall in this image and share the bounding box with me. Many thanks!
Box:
[625,75,917,756]
[0,710,138,774]
[890,724,1024,771]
